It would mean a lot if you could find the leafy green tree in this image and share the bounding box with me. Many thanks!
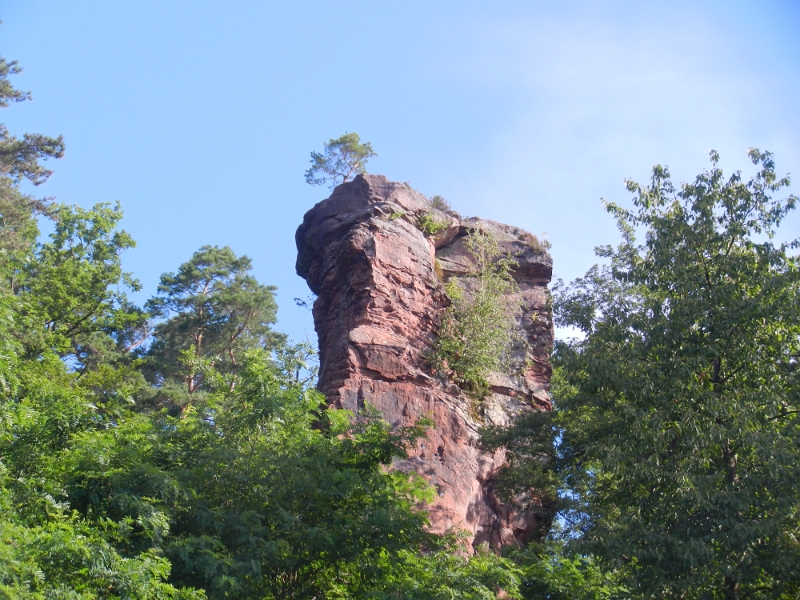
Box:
[12,200,152,406]
[552,150,800,599]
[347,542,524,600]
[59,348,435,599]
[144,245,284,399]
[4,252,440,599]
[0,519,204,599]
[18,202,141,360]
[305,132,376,188]
[0,178,39,273]
[341,537,626,600]
[0,294,203,598]
[509,542,628,600]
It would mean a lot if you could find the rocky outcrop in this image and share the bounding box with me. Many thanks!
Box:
[296,174,553,549]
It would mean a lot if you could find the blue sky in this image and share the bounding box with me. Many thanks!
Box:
[3,1,799,343]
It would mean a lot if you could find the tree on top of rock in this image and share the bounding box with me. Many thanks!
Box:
[305,132,376,189]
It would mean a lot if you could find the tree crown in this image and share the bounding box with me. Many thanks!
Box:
[304,132,376,188]
[551,149,800,599]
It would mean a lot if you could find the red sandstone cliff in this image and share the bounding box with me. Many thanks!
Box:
[296,174,553,548]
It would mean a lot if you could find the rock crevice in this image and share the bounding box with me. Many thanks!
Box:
[296,174,553,548]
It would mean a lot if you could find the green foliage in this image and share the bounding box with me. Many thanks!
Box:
[431,229,521,394]
[480,406,560,527]
[416,212,449,237]
[19,202,140,360]
[0,194,34,295]
[0,46,63,288]
[57,350,436,599]
[510,542,628,600]
[341,538,627,600]
[351,542,524,600]
[169,373,432,597]
[0,122,65,186]
[144,245,284,400]
[0,51,64,186]
[0,55,31,107]
[1,283,443,600]
[305,132,376,188]
[0,519,204,599]
[552,150,800,599]
[0,312,203,598]
[0,179,39,273]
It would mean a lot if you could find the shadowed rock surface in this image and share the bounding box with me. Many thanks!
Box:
[296,174,553,548]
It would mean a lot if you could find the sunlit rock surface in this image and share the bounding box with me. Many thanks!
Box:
[296,174,553,548]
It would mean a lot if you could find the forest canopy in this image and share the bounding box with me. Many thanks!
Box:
[0,51,622,600]
[1,46,798,600]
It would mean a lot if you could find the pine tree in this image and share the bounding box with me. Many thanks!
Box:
[304,132,376,188]
[144,245,285,401]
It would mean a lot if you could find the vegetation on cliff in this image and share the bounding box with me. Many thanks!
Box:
[0,53,616,599]
[2,46,798,599]
[431,228,523,395]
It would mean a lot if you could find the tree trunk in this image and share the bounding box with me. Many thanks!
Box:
[723,574,740,600]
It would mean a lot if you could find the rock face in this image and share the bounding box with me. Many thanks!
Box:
[296,174,553,548]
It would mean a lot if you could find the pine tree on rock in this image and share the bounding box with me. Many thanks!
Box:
[304,132,376,188]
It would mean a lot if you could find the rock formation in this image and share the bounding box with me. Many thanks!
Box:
[296,174,553,549]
